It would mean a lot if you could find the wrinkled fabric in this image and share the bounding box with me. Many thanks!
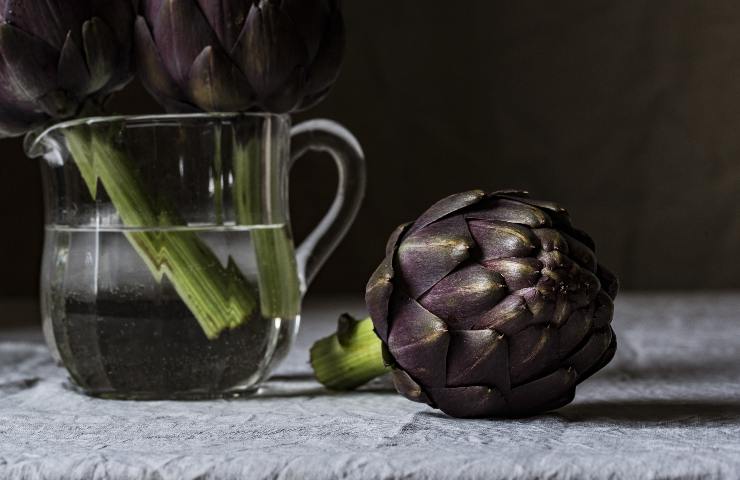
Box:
[1,293,740,480]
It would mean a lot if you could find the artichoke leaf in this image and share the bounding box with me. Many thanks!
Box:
[419,264,506,327]
[387,293,449,388]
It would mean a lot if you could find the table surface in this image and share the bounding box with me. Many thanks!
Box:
[1,293,740,480]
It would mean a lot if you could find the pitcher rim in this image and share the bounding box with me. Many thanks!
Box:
[26,112,290,157]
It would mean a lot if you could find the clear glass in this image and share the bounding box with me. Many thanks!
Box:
[25,113,365,399]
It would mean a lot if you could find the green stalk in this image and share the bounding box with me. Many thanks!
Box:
[232,128,300,319]
[310,314,391,390]
[212,124,224,225]
[64,123,258,339]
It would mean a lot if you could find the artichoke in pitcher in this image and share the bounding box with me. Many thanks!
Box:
[311,190,618,418]
[0,0,134,136]
[135,0,345,113]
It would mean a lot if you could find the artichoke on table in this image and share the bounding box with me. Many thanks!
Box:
[312,190,618,418]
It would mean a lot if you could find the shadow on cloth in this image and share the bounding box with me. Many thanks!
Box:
[558,399,740,423]
[597,360,740,382]
[268,372,317,382]
[257,372,396,398]
[254,384,395,399]
[419,400,740,423]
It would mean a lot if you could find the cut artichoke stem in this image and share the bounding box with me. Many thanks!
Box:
[310,314,391,391]
[232,130,301,320]
[64,125,259,339]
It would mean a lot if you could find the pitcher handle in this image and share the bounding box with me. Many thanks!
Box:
[290,119,366,292]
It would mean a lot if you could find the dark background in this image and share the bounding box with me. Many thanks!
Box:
[1,1,739,322]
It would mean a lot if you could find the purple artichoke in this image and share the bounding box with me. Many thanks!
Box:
[312,190,618,418]
[135,0,345,113]
[0,0,135,136]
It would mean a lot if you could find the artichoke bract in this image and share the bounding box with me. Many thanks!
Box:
[0,0,134,136]
[135,0,344,113]
[312,190,618,418]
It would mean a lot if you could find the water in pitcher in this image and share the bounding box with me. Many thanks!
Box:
[41,224,300,399]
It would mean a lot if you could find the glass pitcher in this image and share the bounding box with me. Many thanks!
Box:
[26,113,365,399]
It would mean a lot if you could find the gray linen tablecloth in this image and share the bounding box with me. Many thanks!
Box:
[1,293,740,480]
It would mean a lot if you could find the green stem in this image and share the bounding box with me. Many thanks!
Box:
[310,314,391,390]
[212,124,224,225]
[64,123,258,339]
[232,127,300,319]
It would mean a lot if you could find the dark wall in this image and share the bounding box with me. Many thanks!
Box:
[1,0,739,307]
